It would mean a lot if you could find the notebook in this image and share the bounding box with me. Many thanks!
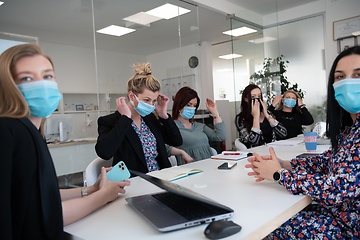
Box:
[126,170,234,232]
[147,167,203,181]
[211,151,248,160]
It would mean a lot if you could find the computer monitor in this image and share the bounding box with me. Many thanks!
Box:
[44,114,74,142]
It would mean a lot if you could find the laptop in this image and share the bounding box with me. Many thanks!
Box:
[126,170,234,232]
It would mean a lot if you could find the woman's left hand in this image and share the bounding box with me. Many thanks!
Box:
[260,98,268,115]
[297,98,304,106]
[245,147,282,181]
[92,167,113,192]
[155,94,169,119]
[206,98,219,116]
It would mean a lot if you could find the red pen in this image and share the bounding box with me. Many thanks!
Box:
[224,153,241,155]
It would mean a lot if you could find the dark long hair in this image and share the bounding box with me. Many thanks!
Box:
[172,86,200,120]
[235,84,261,133]
[326,46,360,150]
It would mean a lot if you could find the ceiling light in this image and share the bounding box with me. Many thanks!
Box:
[219,54,243,60]
[97,25,135,37]
[146,3,190,20]
[223,27,257,37]
[248,36,276,44]
[353,31,360,36]
[123,12,163,26]
[0,1,4,6]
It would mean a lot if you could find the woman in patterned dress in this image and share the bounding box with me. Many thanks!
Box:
[235,84,287,148]
[246,46,360,239]
[95,63,182,175]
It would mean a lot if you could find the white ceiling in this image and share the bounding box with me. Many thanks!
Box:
[0,0,319,56]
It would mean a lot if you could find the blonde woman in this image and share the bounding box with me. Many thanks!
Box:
[0,44,130,239]
[95,63,182,175]
[269,90,314,140]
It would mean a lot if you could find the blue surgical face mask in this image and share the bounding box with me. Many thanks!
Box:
[17,80,62,118]
[283,98,297,108]
[130,94,156,117]
[180,107,196,119]
[333,78,360,113]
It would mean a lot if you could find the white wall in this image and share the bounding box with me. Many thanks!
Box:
[323,0,360,75]
[41,42,146,94]
[147,42,208,109]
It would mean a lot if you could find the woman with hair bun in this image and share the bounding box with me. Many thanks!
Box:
[95,63,182,175]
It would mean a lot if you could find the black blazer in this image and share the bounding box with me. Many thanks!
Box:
[0,117,63,240]
[95,111,182,175]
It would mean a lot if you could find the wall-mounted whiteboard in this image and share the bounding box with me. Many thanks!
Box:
[162,74,195,110]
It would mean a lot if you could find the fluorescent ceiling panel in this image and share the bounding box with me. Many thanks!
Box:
[123,12,163,26]
[353,31,360,36]
[223,27,257,37]
[0,1,4,6]
[97,25,135,37]
[146,3,191,20]
[248,36,276,44]
[219,54,242,60]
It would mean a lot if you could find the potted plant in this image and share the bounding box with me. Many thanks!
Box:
[248,55,305,102]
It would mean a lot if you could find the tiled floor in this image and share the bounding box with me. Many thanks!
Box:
[58,172,84,189]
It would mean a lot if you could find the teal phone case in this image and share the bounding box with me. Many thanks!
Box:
[106,161,130,182]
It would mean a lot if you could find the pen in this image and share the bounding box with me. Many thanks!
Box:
[224,153,241,155]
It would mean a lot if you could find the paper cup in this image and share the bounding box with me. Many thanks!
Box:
[304,132,317,152]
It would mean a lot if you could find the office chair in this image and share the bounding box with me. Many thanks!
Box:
[168,155,177,167]
[235,138,248,151]
[84,157,113,187]
[210,147,218,156]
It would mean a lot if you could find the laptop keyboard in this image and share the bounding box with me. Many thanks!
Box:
[152,192,229,221]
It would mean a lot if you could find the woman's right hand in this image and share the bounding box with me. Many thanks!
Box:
[251,99,260,118]
[98,167,131,203]
[272,95,283,107]
[116,97,131,118]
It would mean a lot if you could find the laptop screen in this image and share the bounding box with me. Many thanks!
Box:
[130,170,233,211]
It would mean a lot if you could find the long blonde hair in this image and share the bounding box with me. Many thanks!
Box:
[0,44,53,118]
[127,63,160,96]
[275,90,302,113]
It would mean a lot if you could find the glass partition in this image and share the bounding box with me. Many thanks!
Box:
[0,0,201,142]
[212,2,280,148]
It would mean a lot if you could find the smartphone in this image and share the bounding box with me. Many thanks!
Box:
[218,162,237,170]
[105,161,131,182]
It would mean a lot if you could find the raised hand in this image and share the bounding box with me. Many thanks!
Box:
[206,98,219,115]
[251,99,261,118]
[155,94,169,119]
[272,95,283,107]
[116,97,131,118]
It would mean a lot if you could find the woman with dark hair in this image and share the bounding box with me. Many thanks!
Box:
[246,46,360,239]
[168,86,226,165]
[235,84,287,148]
[269,90,314,140]
[95,63,182,174]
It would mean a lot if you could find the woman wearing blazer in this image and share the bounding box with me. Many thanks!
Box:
[95,63,182,174]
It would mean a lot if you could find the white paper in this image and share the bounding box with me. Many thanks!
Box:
[267,139,304,146]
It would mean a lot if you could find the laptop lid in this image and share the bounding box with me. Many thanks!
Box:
[126,170,234,232]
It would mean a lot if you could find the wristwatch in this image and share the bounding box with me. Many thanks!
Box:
[81,186,88,197]
[273,168,286,182]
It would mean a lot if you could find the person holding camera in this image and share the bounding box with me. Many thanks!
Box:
[235,84,287,148]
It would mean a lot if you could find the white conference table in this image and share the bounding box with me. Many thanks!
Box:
[64,139,330,240]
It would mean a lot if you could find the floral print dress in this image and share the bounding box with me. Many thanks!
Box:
[131,118,159,172]
[268,113,360,239]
